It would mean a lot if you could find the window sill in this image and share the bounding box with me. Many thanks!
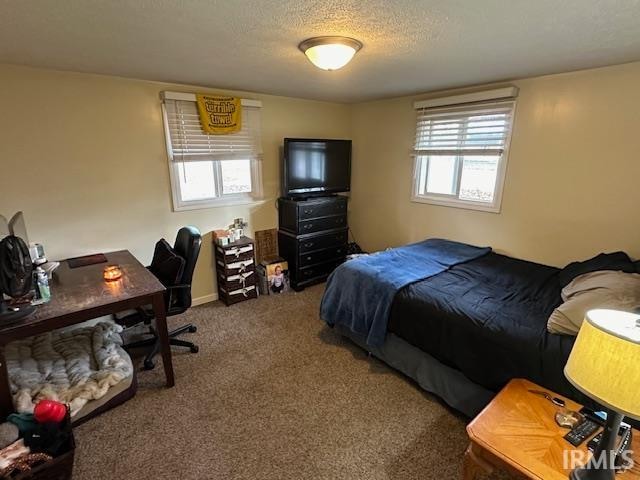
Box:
[411,194,502,213]
[173,196,268,212]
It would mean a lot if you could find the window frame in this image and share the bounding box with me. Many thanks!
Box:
[411,90,517,214]
[161,94,264,212]
[167,158,263,212]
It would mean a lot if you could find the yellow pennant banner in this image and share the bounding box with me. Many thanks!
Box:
[196,94,242,134]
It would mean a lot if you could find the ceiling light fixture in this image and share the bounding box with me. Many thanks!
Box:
[298,36,363,71]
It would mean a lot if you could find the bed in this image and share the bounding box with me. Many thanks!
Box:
[321,239,637,417]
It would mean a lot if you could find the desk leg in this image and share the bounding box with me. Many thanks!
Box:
[152,293,175,388]
[0,346,14,418]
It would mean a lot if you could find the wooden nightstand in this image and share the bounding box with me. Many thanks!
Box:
[464,378,640,480]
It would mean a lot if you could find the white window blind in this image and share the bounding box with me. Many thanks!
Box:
[161,92,264,211]
[164,99,262,162]
[411,95,516,213]
[414,101,514,157]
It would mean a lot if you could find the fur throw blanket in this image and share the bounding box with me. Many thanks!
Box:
[6,321,133,417]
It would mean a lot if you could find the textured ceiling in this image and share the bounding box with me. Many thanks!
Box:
[1,0,639,102]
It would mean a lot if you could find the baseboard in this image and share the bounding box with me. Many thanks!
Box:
[192,292,218,306]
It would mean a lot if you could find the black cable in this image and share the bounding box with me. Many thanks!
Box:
[348,227,358,245]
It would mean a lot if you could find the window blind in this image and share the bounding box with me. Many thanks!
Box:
[164,99,262,162]
[414,100,514,156]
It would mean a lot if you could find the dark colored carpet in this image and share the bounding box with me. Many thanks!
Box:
[74,284,507,479]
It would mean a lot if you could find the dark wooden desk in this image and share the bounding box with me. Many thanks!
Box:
[0,250,175,417]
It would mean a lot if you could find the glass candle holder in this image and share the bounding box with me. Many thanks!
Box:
[103,265,122,281]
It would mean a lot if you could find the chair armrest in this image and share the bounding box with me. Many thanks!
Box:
[115,305,154,327]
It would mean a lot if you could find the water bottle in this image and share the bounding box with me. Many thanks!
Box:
[35,267,51,303]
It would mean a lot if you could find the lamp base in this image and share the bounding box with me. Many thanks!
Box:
[569,411,623,480]
[570,467,615,480]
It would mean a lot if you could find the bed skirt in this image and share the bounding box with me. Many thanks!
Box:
[334,325,495,418]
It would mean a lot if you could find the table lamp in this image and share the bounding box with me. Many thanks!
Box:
[564,309,640,480]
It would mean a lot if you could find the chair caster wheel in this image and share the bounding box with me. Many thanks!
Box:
[188,325,197,333]
[143,359,156,370]
[190,345,199,353]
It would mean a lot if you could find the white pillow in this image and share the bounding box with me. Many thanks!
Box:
[547,270,640,335]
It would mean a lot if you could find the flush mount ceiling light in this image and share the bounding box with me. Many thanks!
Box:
[298,36,363,71]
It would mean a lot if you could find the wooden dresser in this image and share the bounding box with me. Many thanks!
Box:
[277,196,348,291]
[214,236,258,306]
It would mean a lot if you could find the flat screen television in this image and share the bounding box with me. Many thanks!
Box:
[282,138,351,197]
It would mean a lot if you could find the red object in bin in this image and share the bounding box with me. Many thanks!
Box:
[33,400,67,423]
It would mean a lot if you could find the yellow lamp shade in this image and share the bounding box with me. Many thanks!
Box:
[564,309,640,420]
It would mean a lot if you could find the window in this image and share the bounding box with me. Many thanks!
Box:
[162,91,263,211]
[412,89,517,213]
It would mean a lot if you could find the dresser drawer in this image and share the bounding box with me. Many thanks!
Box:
[299,229,348,253]
[298,198,347,220]
[218,284,258,305]
[298,259,345,282]
[217,269,256,291]
[299,245,346,267]
[299,215,347,234]
[216,258,255,277]
[216,244,254,263]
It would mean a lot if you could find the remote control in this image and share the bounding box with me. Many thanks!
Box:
[564,419,601,446]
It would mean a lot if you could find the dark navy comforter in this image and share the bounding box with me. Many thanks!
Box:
[387,251,586,402]
[320,238,491,347]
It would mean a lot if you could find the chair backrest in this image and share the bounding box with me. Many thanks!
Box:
[171,226,202,312]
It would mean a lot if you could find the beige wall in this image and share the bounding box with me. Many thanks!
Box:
[349,61,640,266]
[0,64,351,301]
[2,61,639,303]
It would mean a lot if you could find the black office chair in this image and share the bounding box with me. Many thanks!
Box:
[119,226,202,370]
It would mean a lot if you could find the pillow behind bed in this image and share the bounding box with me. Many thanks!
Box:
[548,270,640,335]
[558,251,635,288]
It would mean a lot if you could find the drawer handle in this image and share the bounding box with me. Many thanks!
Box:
[304,209,313,215]
[303,224,312,230]
[304,242,314,248]
[336,218,344,224]
[306,256,312,261]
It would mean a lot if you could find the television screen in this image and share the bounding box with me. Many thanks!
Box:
[283,139,351,196]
